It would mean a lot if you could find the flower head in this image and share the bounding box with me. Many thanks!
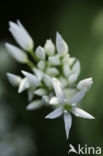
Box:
[6,21,95,141]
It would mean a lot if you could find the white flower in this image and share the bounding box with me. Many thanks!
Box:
[48,55,60,66]
[68,60,80,83]
[35,46,45,60]
[18,78,30,93]
[63,64,71,77]
[21,70,40,87]
[52,78,66,103]
[56,32,68,55]
[59,77,68,88]
[77,78,93,90]
[5,43,28,63]
[45,78,94,139]
[9,20,34,51]
[43,74,52,88]
[37,60,45,71]
[46,67,59,76]
[32,68,43,81]
[7,73,21,87]
[6,23,94,143]
[44,39,55,56]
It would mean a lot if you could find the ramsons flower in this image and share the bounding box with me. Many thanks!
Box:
[45,78,94,139]
[5,20,95,141]
[9,20,34,51]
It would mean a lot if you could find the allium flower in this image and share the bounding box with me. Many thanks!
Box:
[6,20,95,141]
[9,20,34,51]
[45,78,94,139]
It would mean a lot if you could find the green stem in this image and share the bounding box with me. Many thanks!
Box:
[26,59,35,69]
[29,49,38,62]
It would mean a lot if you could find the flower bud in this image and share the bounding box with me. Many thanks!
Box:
[34,88,47,96]
[44,39,55,56]
[56,32,68,55]
[35,46,45,60]
[37,60,45,71]
[48,55,60,66]
[9,20,34,51]
[5,43,28,63]
[77,78,93,90]
[46,67,59,76]
[7,73,21,87]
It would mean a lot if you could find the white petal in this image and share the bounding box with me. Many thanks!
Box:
[50,97,59,105]
[34,88,47,96]
[42,95,49,105]
[37,60,45,71]
[44,39,55,56]
[32,68,43,81]
[63,64,71,77]
[7,73,21,87]
[9,21,34,51]
[72,107,95,119]
[64,112,72,139]
[18,78,30,93]
[59,77,68,88]
[70,89,87,104]
[22,71,40,87]
[26,100,42,110]
[68,57,76,66]
[35,46,45,60]
[72,60,80,75]
[43,74,52,88]
[52,78,66,103]
[45,107,63,119]
[5,43,28,63]
[46,67,59,76]
[68,73,78,84]
[77,78,93,90]
[27,89,34,101]
[48,55,60,66]
[56,32,68,55]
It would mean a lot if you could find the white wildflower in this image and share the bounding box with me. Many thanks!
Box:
[21,71,40,87]
[6,22,94,143]
[44,39,55,56]
[7,73,21,87]
[46,67,59,76]
[48,55,60,66]
[37,60,45,71]
[35,46,45,60]
[56,32,68,55]
[18,78,30,93]
[9,20,34,51]
[46,78,94,139]
[77,78,93,90]
[5,43,28,63]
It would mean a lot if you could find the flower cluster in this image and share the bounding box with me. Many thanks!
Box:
[6,21,95,140]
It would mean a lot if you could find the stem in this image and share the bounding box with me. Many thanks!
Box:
[29,49,38,62]
[26,59,35,69]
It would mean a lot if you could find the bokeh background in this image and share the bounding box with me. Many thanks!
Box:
[0,0,103,155]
